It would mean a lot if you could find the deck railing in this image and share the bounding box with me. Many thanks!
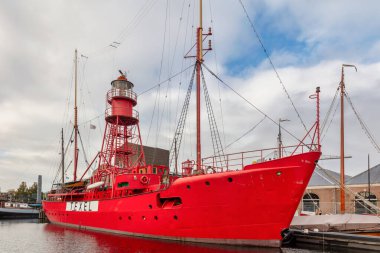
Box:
[201,143,319,173]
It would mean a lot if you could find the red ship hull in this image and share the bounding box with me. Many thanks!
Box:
[43,151,320,247]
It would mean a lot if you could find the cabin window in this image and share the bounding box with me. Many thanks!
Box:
[118,182,129,188]
[355,191,377,214]
[153,167,157,174]
[302,193,320,213]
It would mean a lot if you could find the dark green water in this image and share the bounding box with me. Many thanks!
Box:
[0,219,357,253]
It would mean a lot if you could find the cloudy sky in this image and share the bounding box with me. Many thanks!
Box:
[1,0,380,192]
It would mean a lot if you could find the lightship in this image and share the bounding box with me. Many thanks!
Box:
[43,1,321,247]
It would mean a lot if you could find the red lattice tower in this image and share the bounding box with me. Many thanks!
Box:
[98,73,145,174]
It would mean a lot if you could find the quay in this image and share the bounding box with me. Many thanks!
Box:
[289,229,380,251]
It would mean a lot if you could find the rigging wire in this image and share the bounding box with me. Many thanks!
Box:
[202,63,305,144]
[52,129,74,185]
[207,0,227,148]
[321,97,339,143]
[316,164,380,214]
[114,0,158,48]
[224,116,267,150]
[345,91,380,153]
[201,67,225,165]
[76,64,195,130]
[83,0,157,58]
[321,86,339,134]
[164,0,187,149]
[139,64,195,96]
[149,0,169,154]
[78,130,90,166]
[174,1,193,138]
[237,0,311,140]
[168,65,196,168]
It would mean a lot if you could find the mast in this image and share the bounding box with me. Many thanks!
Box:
[339,65,345,214]
[196,0,203,172]
[339,64,357,214]
[73,49,78,181]
[61,128,65,186]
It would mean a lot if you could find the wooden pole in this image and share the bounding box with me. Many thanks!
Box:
[74,49,78,181]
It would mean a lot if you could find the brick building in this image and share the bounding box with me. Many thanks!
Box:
[297,164,380,215]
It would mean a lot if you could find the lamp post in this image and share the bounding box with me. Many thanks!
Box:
[278,118,290,158]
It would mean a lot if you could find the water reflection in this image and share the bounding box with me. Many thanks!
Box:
[44,224,282,253]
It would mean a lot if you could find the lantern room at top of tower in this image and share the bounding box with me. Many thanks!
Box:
[112,74,134,90]
[105,73,139,126]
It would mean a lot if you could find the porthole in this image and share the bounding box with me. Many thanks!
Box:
[174,215,178,220]
[205,181,210,186]
[227,177,233,182]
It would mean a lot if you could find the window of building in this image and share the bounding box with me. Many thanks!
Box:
[355,191,377,214]
[302,193,320,212]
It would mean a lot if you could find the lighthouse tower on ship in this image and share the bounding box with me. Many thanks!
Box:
[94,72,145,181]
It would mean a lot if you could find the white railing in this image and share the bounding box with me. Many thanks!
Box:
[107,88,137,104]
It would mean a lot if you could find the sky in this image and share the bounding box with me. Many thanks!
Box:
[1,0,380,192]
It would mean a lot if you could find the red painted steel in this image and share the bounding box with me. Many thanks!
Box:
[44,150,320,246]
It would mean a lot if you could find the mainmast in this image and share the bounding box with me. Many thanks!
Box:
[73,49,79,181]
[196,0,203,172]
[339,64,357,214]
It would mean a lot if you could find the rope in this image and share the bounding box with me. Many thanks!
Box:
[225,116,267,150]
[202,63,304,144]
[345,91,380,153]
[316,164,380,214]
[321,86,339,134]
[208,0,227,147]
[237,0,311,140]
[321,96,340,143]
[138,64,195,96]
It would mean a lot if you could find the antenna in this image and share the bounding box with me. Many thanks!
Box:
[118,70,127,77]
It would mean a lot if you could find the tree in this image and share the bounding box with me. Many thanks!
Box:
[28,182,38,202]
[15,182,28,201]
[28,182,37,195]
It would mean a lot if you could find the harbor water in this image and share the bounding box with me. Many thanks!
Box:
[0,219,365,253]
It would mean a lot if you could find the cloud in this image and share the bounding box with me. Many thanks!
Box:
[0,0,380,192]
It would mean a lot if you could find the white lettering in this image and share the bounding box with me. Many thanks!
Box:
[65,201,99,212]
